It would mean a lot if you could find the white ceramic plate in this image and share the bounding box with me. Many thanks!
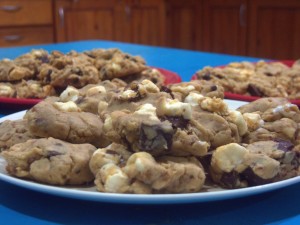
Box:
[1,100,300,204]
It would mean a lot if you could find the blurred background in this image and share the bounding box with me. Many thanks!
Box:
[0,0,299,59]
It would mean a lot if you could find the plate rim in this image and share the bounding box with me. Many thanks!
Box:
[1,102,300,204]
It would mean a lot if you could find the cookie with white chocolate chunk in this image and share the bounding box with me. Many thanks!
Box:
[210,143,281,188]
[89,143,206,193]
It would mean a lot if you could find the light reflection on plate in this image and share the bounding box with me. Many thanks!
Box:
[0,100,300,204]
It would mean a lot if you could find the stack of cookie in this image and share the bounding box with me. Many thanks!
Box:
[0,48,165,99]
[1,78,299,194]
[196,60,300,99]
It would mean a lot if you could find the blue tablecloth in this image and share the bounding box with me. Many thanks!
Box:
[0,40,299,225]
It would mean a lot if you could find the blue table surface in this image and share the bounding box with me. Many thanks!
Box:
[0,40,299,225]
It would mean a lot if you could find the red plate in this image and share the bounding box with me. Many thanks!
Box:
[0,67,181,109]
[192,60,300,105]
[155,67,181,85]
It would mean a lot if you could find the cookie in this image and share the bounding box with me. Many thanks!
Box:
[15,80,56,99]
[90,144,206,193]
[0,119,35,152]
[24,100,109,148]
[59,79,127,114]
[195,60,300,99]
[2,137,96,185]
[98,52,146,80]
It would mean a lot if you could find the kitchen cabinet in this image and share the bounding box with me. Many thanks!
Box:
[248,0,300,59]
[202,0,248,56]
[119,0,166,46]
[54,0,117,42]
[165,0,203,50]
[0,0,299,59]
[54,0,166,46]
[0,0,54,47]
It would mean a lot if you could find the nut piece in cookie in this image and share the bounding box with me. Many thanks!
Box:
[2,137,96,185]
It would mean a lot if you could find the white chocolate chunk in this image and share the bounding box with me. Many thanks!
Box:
[86,86,106,96]
[158,98,192,119]
[228,110,248,136]
[53,101,81,112]
[243,112,264,131]
[211,143,249,173]
[184,92,204,106]
[100,163,130,193]
[134,103,160,121]
[60,86,79,102]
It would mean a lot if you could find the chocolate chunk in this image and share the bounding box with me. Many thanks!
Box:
[138,123,173,152]
[275,139,294,152]
[163,116,189,129]
[73,68,83,76]
[210,85,217,91]
[75,96,84,104]
[202,73,211,80]
[198,152,212,173]
[46,69,52,83]
[247,84,264,97]
[106,149,118,155]
[241,167,273,186]
[151,77,158,83]
[220,171,239,188]
[84,52,96,59]
[160,86,174,99]
[265,73,273,77]
[46,150,63,158]
[39,55,50,64]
